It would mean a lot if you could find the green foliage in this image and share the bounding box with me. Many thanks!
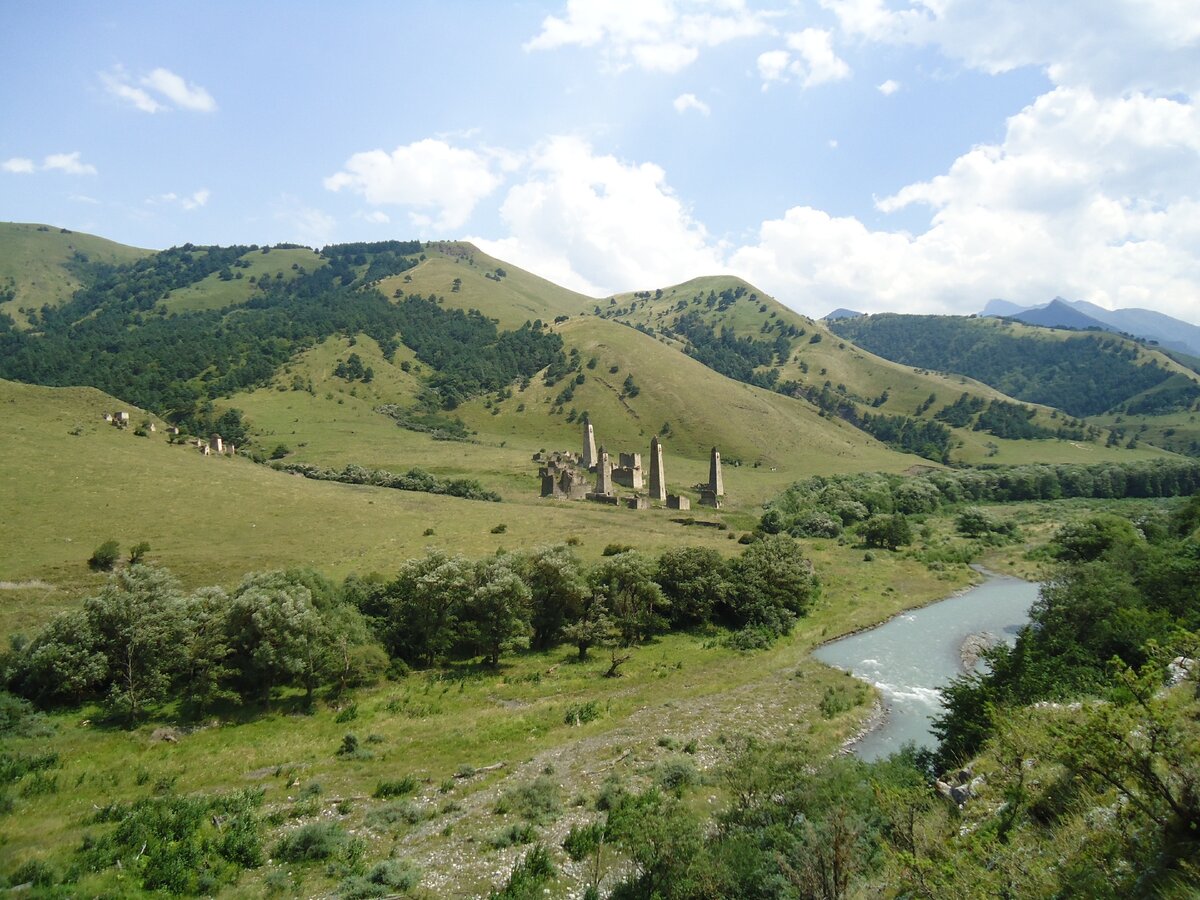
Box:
[274,821,357,863]
[722,535,819,637]
[494,776,562,825]
[861,513,914,550]
[88,539,120,571]
[274,461,500,503]
[562,821,606,861]
[489,822,538,849]
[488,844,556,900]
[563,700,601,726]
[831,313,1178,416]
[79,788,263,893]
[338,858,421,898]
[373,775,419,799]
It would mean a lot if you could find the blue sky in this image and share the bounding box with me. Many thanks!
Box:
[2,1,1197,322]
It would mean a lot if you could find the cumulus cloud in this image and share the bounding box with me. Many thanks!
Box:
[2,157,35,174]
[756,29,850,88]
[525,0,770,73]
[877,78,900,95]
[673,92,711,115]
[324,139,503,232]
[103,66,217,113]
[41,152,98,176]
[149,189,210,210]
[731,87,1200,322]
[822,0,1200,96]
[470,136,726,296]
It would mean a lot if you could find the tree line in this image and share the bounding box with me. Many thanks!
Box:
[2,538,818,727]
[830,313,1184,417]
[0,241,565,425]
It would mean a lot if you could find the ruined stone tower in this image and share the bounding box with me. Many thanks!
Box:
[582,414,597,470]
[594,445,613,495]
[649,436,667,502]
[700,446,724,508]
[709,447,724,496]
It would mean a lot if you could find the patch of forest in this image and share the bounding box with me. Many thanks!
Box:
[830,313,1188,417]
[0,242,565,422]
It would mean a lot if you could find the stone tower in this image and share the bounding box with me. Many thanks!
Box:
[582,414,597,470]
[709,447,723,496]
[595,445,613,495]
[649,436,667,502]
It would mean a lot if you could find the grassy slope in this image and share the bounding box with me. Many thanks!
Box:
[379,241,595,328]
[602,276,1159,466]
[159,247,327,313]
[0,222,151,327]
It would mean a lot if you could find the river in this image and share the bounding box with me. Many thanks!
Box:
[813,568,1040,761]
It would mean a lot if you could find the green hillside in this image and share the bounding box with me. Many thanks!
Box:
[0,222,151,327]
[159,246,327,313]
[829,313,1200,417]
[596,276,1146,466]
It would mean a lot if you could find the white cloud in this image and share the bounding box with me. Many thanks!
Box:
[363,210,391,224]
[324,139,503,232]
[673,92,711,115]
[877,78,900,95]
[148,188,210,210]
[787,28,851,86]
[731,87,1200,322]
[101,69,163,113]
[68,194,100,204]
[828,139,839,148]
[42,152,97,176]
[2,157,35,174]
[102,65,216,113]
[822,0,1200,96]
[470,136,726,296]
[756,29,850,89]
[141,68,217,112]
[525,0,770,73]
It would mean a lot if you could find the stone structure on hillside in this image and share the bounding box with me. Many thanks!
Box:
[699,447,724,508]
[582,414,597,470]
[210,434,224,455]
[540,450,590,500]
[535,419,724,512]
[648,436,667,502]
[612,452,643,489]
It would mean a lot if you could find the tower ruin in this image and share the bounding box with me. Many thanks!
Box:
[582,414,597,470]
[648,436,667,502]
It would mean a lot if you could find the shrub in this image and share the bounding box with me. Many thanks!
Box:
[88,539,120,571]
[274,822,354,862]
[562,821,606,861]
[373,775,419,798]
[489,822,538,849]
[654,757,700,796]
[491,524,508,534]
[366,800,428,829]
[494,776,561,824]
[489,845,555,899]
[339,859,420,898]
[563,701,601,726]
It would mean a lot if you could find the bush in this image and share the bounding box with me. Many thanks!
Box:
[274,822,354,862]
[562,821,605,861]
[491,523,508,534]
[563,701,601,726]
[490,822,538,849]
[373,775,419,799]
[494,776,561,824]
[654,757,700,796]
[339,859,420,898]
[489,844,555,900]
[366,800,428,829]
[88,539,120,571]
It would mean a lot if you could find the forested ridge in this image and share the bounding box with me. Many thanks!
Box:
[0,241,565,422]
[830,313,1198,417]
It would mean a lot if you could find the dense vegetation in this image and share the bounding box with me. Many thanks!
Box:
[272,461,501,502]
[0,242,565,421]
[3,538,817,725]
[761,458,1200,541]
[830,313,1186,417]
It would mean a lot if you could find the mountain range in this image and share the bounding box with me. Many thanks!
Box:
[980,296,1200,358]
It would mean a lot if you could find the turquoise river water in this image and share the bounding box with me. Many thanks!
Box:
[813,569,1040,761]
